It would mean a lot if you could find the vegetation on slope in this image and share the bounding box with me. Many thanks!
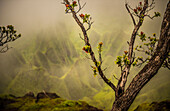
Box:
[134,100,170,111]
[0,92,103,111]
[0,26,169,111]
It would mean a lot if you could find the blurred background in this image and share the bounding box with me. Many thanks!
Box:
[0,0,169,110]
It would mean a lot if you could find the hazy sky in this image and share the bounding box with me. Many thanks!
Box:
[0,0,168,34]
[0,1,169,107]
[0,0,169,53]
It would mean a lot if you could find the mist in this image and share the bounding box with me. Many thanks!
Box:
[0,0,169,110]
[0,0,168,34]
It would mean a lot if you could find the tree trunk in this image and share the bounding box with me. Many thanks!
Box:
[111,1,170,111]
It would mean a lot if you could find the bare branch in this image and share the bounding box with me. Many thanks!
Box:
[146,0,155,13]
[79,33,84,41]
[113,74,119,81]
[125,3,136,26]
[86,18,94,31]
[102,67,107,72]
[146,5,155,13]
[0,44,12,53]
[131,12,140,18]
[136,58,148,67]
[85,54,90,59]
[76,0,86,14]
[144,14,154,19]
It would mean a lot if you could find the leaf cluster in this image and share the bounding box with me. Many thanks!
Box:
[79,14,91,23]
[97,42,103,52]
[65,1,77,12]
[82,45,91,53]
[133,2,143,15]
[133,32,158,66]
[115,51,130,67]
[0,25,21,46]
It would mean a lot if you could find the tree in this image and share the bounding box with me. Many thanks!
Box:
[62,0,170,110]
[0,25,21,53]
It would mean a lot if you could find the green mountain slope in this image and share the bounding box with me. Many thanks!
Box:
[0,26,169,111]
[0,92,103,111]
[134,100,170,111]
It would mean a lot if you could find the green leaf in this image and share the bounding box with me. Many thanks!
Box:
[97,61,101,67]
[83,19,87,23]
[18,34,21,37]
[85,14,90,19]
[132,61,137,66]
[115,56,122,66]
[139,34,146,41]
[139,45,142,48]
[73,4,77,7]
[149,47,153,51]
[154,12,161,17]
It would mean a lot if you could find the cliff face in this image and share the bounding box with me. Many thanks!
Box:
[0,28,79,96]
[0,26,125,97]
[0,26,169,111]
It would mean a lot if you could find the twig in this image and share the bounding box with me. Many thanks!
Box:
[116,0,149,95]
[146,0,155,13]
[144,14,154,19]
[85,54,90,59]
[86,18,94,31]
[79,33,84,41]
[0,44,13,53]
[103,67,107,72]
[113,74,119,81]
[125,3,136,26]
[76,0,86,14]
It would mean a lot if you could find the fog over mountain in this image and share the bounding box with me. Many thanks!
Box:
[0,0,169,110]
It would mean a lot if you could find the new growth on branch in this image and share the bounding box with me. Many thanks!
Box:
[62,0,170,110]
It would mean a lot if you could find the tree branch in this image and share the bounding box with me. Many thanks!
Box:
[125,3,136,26]
[145,0,155,13]
[0,25,21,53]
[0,44,12,53]
[76,0,86,14]
[112,2,170,110]
[116,0,149,97]
[63,0,117,92]
[86,19,94,31]
[126,5,169,107]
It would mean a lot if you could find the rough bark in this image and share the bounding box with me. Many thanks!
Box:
[111,1,170,111]
[116,0,149,97]
[63,0,169,110]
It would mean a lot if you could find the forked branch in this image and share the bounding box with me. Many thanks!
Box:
[63,0,117,92]
[116,0,149,96]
